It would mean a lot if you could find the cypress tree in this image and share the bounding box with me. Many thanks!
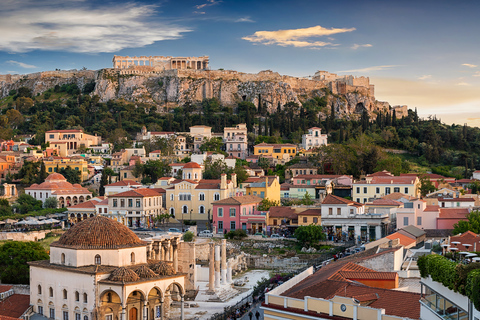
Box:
[37,161,48,184]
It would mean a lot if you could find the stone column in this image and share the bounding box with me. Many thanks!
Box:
[226,260,233,284]
[181,294,185,320]
[375,225,381,241]
[172,240,178,272]
[163,241,170,261]
[354,225,361,244]
[120,306,126,320]
[208,243,215,292]
[160,242,165,260]
[160,298,164,320]
[215,245,221,288]
[221,239,227,285]
[143,300,148,320]
[169,242,173,262]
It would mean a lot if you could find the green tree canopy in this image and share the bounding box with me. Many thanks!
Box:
[0,241,49,284]
[58,166,81,184]
[43,197,58,209]
[453,210,480,235]
[294,225,326,246]
[14,194,43,214]
[419,174,436,197]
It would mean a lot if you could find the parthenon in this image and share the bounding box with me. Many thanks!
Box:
[112,55,209,70]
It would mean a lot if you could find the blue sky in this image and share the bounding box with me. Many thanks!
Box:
[1,0,479,126]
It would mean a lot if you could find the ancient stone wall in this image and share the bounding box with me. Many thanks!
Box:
[0,230,47,241]
[178,242,196,292]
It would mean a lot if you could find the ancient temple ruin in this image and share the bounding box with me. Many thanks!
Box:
[112,55,209,70]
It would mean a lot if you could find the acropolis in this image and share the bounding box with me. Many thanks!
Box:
[112,55,209,70]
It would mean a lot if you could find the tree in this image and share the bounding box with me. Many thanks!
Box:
[182,231,194,242]
[43,197,58,209]
[0,199,12,216]
[37,161,48,184]
[453,210,480,235]
[0,241,49,284]
[199,137,225,154]
[294,225,326,247]
[203,158,230,180]
[468,181,480,194]
[419,174,436,197]
[14,194,43,214]
[142,160,171,184]
[257,157,270,172]
[58,166,81,184]
[98,168,110,196]
[257,199,280,211]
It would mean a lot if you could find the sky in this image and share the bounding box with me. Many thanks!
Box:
[1,0,479,127]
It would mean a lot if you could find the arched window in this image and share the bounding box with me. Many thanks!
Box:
[170,194,174,201]
[75,291,79,301]
[61,253,65,265]
[63,289,67,299]
[199,193,205,201]
[95,255,101,265]
[199,206,205,214]
[84,316,88,320]
[170,208,175,217]
[182,206,188,214]
[83,293,87,303]
[194,173,198,179]
[107,292,112,303]
[38,285,42,295]
[187,173,191,179]
[214,193,220,201]
[131,252,135,264]
[49,287,53,298]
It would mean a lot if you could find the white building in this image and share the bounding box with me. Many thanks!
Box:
[224,123,248,159]
[301,127,327,150]
[29,216,185,320]
[104,180,143,196]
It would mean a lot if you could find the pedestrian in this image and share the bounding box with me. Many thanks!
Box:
[249,311,253,320]
[255,310,260,320]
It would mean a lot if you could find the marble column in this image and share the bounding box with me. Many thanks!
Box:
[120,306,126,320]
[181,294,185,320]
[169,242,173,262]
[161,242,165,260]
[164,241,170,261]
[160,298,164,320]
[172,240,178,272]
[215,245,221,288]
[226,260,233,284]
[208,243,215,292]
[221,239,227,285]
[143,300,148,320]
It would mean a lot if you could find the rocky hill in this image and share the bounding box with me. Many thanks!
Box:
[0,67,407,119]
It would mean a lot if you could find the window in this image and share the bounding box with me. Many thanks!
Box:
[313,217,318,224]
[50,308,55,319]
[38,285,42,295]
[199,206,205,214]
[136,199,141,207]
[337,208,341,215]
[95,255,101,265]
[182,206,188,214]
[214,193,220,201]
[83,293,87,303]
[417,217,422,225]
[394,187,400,193]
[404,187,409,194]
[329,208,333,215]
[229,208,236,217]
[49,134,54,139]
[105,315,113,320]
[199,193,205,201]
[124,173,127,178]
[363,198,367,203]
[128,199,133,207]
[218,221,223,231]
[356,187,360,194]
[48,167,52,172]
[120,199,125,207]
[75,291,79,301]
[356,198,360,203]
[75,314,81,320]
[303,217,307,223]
[63,289,67,299]
[242,208,246,216]
[63,311,69,320]
[49,287,53,297]
[84,316,88,320]
[218,208,223,217]
[403,217,409,226]
[170,194,174,201]
[61,253,65,265]
[385,187,391,195]
[363,187,367,193]
[131,252,135,263]
[230,221,236,230]
[376,187,380,194]
[273,219,277,226]
[38,306,43,315]
[113,199,117,207]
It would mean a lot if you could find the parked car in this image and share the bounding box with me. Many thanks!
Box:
[168,228,181,232]
[254,232,267,238]
[270,234,284,239]
[198,230,213,237]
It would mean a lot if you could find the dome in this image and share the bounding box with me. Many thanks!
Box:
[134,265,158,278]
[150,261,176,276]
[54,216,146,249]
[45,173,68,182]
[108,267,140,282]
[183,162,201,169]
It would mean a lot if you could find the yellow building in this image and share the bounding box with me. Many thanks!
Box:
[43,157,90,182]
[297,208,321,226]
[45,129,102,156]
[245,176,281,203]
[352,176,420,204]
[253,143,297,160]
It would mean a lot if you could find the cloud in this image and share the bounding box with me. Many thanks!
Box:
[473,71,480,77]
[235,17,254,23]
[418,75,432,80]
[242,25,355,48]
[456,82,471,86]
[195,0,221,10]
[462,63,478,68]
[337,65,398,73]
[0,1,192,53]
[6,60,37,68]
[351,43,372,50]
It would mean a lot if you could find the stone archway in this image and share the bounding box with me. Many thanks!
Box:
[99,290,122,320]
[355,102,366,114]
[147,287,163,320]
[164,283,184,318]
[127,290,146,320]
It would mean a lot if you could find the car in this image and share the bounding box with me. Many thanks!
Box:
[168,228,181,232]
[270,234,284,239]
[254,232,267,238]
[198,230,213,237]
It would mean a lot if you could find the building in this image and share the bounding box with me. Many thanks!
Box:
[190,126,212,153]
[353,176,420,203]
[0,154,15,179]
[253,143,297,161]
[104,180,143,196]
[245,176,281,203]
[301,127,328,150]
[104,188,163,228]
[212,195,264,234]
[25,173,92,207]
[113,55,209,70]
[29,216,186,320]
[284,162,318,179]
[45,129,102,156]
[400,173,456,189]
[67,197,104,223]
[165,174,237,221]
[0,285,30,319]
[111,150,128,172]
[43,156,90,181]
[297,208,321,226]
[223,123,248,159]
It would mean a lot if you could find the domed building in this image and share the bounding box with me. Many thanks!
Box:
[29,216,185,320]
[25,173,92,207]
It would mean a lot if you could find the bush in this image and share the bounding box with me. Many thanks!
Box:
[183,220,197,226]
[225,229,247,240]
[182,231,194,242]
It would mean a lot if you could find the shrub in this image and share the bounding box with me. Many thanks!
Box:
[225,230,247,240]
[183,231,194,242]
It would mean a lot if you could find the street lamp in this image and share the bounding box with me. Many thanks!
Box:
[190,209,193,222]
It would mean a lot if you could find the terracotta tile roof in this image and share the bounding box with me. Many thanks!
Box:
[0,316,22,320]
[439,197,475,202]
[0,294,30,318]
[0,286,12,293]
[351,292,379,302]
[338,271,397,280]
[366,199,403,206]
[424,205,440,211]
[254,143,296,147]
[213,195,263,205]
[280,183,292,191]
[105,180,142,187]
[298,209,322,216]
[268,206,297,219]
[401,173,455,180]
[110,188,160,197]
[183,162,202,168]
[52,216,146,249]
[366,170,393,177]
[386,232,416,246]
[68,199,99,209]
[46,129,82,133]
[150,188,166,194]
[322,194,362,206]
[294,174,344,179]
[439,208,469,219]
[356,176,417,185]
[450,231,480,251]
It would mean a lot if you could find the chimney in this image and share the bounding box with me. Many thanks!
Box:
[221,173,227,190]
[231,173,237,189]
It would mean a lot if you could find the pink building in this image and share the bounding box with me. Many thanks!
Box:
[436,208,470,229]
[212,195,263,234]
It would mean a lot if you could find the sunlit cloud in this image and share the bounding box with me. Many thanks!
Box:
[473,71,480,77]
[195,0,221,10]
[462,63,478,68]
[351,43,372,50]
[337,65,398,73]
[418,75,432,80]
[193,11,206,14]
[242,25,355,48]
[7,60,37,68]
[457,82,471,86]
[0,0,191,53]
[235,17,254,23]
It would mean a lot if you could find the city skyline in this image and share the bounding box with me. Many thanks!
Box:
[1,0,479,126]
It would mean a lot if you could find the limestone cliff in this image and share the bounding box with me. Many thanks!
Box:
[0,68,407,119]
